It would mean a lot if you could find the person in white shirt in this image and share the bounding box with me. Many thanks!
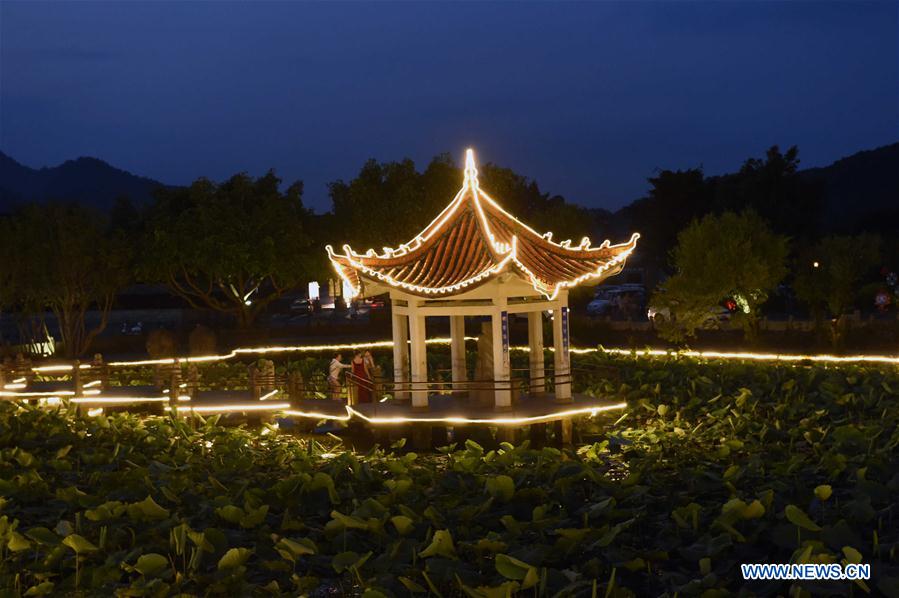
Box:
[328,353,352,400]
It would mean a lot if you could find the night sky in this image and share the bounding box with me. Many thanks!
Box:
[1,1,896,212]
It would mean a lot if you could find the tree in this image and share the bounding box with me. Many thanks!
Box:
[328,153,592,251]
[652,210,789,343]
[793,234,881,348]
[330,157,443,251]
[713,145,823,239]
[617,168,711,272]
[0,216,13,346]
[4,203,131,357]
[143,171,314,327]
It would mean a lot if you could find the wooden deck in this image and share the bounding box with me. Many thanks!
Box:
[5,381,625,427]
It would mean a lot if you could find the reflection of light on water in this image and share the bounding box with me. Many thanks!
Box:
[606,460,629,483]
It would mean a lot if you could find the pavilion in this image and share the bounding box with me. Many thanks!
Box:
[326,149,638,424]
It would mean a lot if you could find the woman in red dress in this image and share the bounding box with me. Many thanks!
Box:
[351,351,372,404]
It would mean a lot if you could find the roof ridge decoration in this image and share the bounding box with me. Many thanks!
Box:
[326,148,639,300]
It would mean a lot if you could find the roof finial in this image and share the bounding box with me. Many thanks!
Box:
[464,148,478,186]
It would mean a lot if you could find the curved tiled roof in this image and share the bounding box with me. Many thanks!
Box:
[327,150,639,300]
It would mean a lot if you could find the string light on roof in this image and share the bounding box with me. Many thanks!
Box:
[326,148,639,300]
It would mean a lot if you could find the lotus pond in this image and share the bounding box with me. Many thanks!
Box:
[2,351,899,597]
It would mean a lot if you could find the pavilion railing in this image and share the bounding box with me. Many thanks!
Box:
[342,367,579,406]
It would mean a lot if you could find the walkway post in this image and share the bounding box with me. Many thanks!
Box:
[408,305,428,409]
[450,315,467,393]
[552,295,572,403]
[527,311,545,395]
[552,293,573,445]
[491,300,511,410]
[391,310,409,400]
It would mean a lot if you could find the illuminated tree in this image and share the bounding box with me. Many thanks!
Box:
[143,171,314,327]
[652,210,789,343]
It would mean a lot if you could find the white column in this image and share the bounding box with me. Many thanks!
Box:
[450,315,467,391]
[527,311,545,395]
[391,310,409,400]
[408,305,428,409]
[552,294,571,402]
[491,302,511,410]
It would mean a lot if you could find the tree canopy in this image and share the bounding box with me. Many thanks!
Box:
[652,210,789,343]
[1,203,131,357]
[793,234,881,347]
[142,171,314,327]
[328,153,595,251]
[620,146,824,277]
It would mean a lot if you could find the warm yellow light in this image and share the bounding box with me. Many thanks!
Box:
[168,402,291,415]
[1,390,76,398]
[106,357,177,367]
[15,338,899,378]
[31,363,91,373]
[87,408,104,417]
[278,402,627,426]
[282,407,353,422]
[83,380,102,388]
[70,396,169,404]
[595,347,899,365]
[326,148,639,300]
[259,389,279,401]
[3,383,26,390]
[345,403,627,426]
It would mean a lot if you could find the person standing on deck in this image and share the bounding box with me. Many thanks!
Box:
[328,353,352,400]
[352,351,373,404]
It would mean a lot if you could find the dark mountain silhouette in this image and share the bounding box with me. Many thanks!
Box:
[799,142,899,234]
[0,151,165,211]
[1,143,895,233]
[607,142,899,248]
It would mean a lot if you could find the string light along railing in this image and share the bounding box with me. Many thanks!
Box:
[13,340,899,384]
[345,403,627,426]
[70,396,169,405]
[8,347,897,423]
[166,402,291,415]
